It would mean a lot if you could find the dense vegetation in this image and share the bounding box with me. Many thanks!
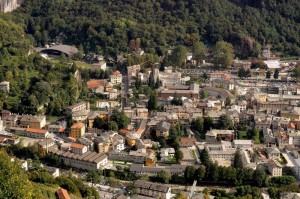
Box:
[13,0,300,58]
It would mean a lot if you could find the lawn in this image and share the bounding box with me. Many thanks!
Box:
[74,61,92,68]
[33,183,81,199]
[238,131,248,139]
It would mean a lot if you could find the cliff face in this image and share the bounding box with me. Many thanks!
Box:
[0,0,21,13]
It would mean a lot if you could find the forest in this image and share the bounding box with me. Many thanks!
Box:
[11,0,300,58]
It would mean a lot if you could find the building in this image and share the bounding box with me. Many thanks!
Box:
[280,192,300,199]
[56,188,71,199]
[20,115,46,129]
[233,140,252,149]
[205,129,235,142]
[156,121,171,138]
[211,79,235,91]
[10,127,49,139]
[262,45,271,59]
[0,81,10,92]
[160,148,175,162]
[281,107,300,120]
[70,143,88,155]
[205,144,236,162]
[108,150,148,163]
[266,147,280,159]
[268,159,282,177]
[110,70,122,84]
[50,149,108,170]
[70,122,85,138]
[109,89,119,100]
[134,180,172,199]
[210,72,225,80]
[180,137,196,148]
[158,83,199,99]
[38,138,55,149]
[66,101,90,113]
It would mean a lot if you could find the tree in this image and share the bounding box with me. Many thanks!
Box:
[253,169,266,187]
[191,117,204,137]
[86,170,101,185]
[147,91,158,111]
[175,192,187,199]
[175,149,184,163]
[192,41,206,66]
[266,71,271,79]
[225,97,231,107]
[0,149,35,198]
[218,114,233,130]
[195,166,206,181]
[110,109,129,130]
[274,69,279,79]
[204,117,214,131]
[93,117,107,129]
[184,166,196,183]
[200,148,211,166]
[171,46,187,67]
[292,64,300,82]
[108,121,119,131]
[213,41,234,68]
[238,67,246,79]
[201,90,208,99]
[135,76,142,89]
[126,183,137,196]
[233,149,243,169]
[157,170,171,183]
[155,77,161,88]
[148,70,155,88]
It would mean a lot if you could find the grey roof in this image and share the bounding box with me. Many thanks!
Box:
[134,180,170,193]
[37,45,78,56]
[156,121,171,132]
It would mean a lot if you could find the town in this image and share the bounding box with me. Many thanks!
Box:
[0,41,300,199]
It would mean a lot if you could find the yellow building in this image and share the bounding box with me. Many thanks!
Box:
[155,121,171,138]
[70,122,86,138]
[98,142,110,153]
[126,132,139,147]
[145,153,156,167]
[281,107,300,120]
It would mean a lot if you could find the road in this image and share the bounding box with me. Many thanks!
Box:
[121,75,129,110]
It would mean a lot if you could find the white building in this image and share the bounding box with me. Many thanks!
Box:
[0,81,10,92]
[71,143,88,155]
[233,140,252,149]
[110,71,122,84]
[205,144,236,162]
[268,159,282,177]
[160,148,175,162]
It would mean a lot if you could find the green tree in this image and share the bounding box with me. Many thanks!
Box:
[175,192,187,199]
[175,149,184,163]
[274,69,279,79]
[200,148,211,166]
[201,90,208,99]
[126,183,137,196]
[86,170,101,185]
[184,166,196,183]
[204,117,214,131]
[0,149,35,198]
[155,77,161,89]
[195,166,206,181]
[253,169,266,187]
[93,117,107,129]
[191,117,204,137]
[148,70,155,88]
[108,121,119,131]
[266,71,271,79]
[110,109,129,130]
[218,114,233,130]
[192,41,206,66]
[157,170,171,183]
[225,97,231,107]
[292,64,300,82]
[238,67,246,79]
[147,91,158,111]
[233,149,244,169]
[171,46,187,67]
[213,41,234,68]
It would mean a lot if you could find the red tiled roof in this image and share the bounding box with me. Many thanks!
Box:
[71,122,85,129]
[58,128,65,133]
[87,79,105,89]
[119,129,129,135]
[71,143,85,149]
[0,137,6,143]
[26,128,48,134]
[180,137,196,143]
[57,188,71,199]
[113,70,121,75]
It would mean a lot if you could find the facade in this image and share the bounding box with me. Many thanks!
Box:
[134,180,172,199]
[50,149,108,170]
[108,150,148,163]
[233,140,252,149]
[70,143,88,154]
[70,122,85,138]
[160,148,175,161]
[130,164,186,176]
[293,159,300,180]
[0,81,10,92]
[268,159,282,177]
[20,115,46,129]
[110,71,122,84]
[156,121,171,138]
[205,129,235,141]
[66,101,90,113]
[205,144,236,162]
[10,127,49,139]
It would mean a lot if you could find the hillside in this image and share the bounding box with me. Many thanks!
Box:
[12,0,300,58]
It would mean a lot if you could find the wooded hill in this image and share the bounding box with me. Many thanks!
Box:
[13,0,300,58]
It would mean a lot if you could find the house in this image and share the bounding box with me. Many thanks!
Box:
[78,137,94,151]
[134,180,172,199]
[204,144,236,162]
[205,129,235,142]
[0,81,10,92]
[70,122,85,138]
[86,79,106,93]
[66,101,90,113]
[110,70,122,84]
[233,140,252,149]
[126,132,140,147]
[20,115,46,129]
[280,192,300,199]
[180,137,196,148]
[130,164,186,176]
[44,166,60,178]
[268,159,282,177]
[50,149,108,170]
[109,89,119,100]
[108,150,148,163]
[156,121,171,138]
[10,127,49,139]
[293,159,300,180]
[48,124,65,133]
[266,147,280,159]
[281,107,300,120]
[158,83,199,99]
[262,45,271,59]
[38,138,55,149]
[70,143,88,155]
[211,79,235,91]
[56,188,71,199]
[160,148,175,161]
